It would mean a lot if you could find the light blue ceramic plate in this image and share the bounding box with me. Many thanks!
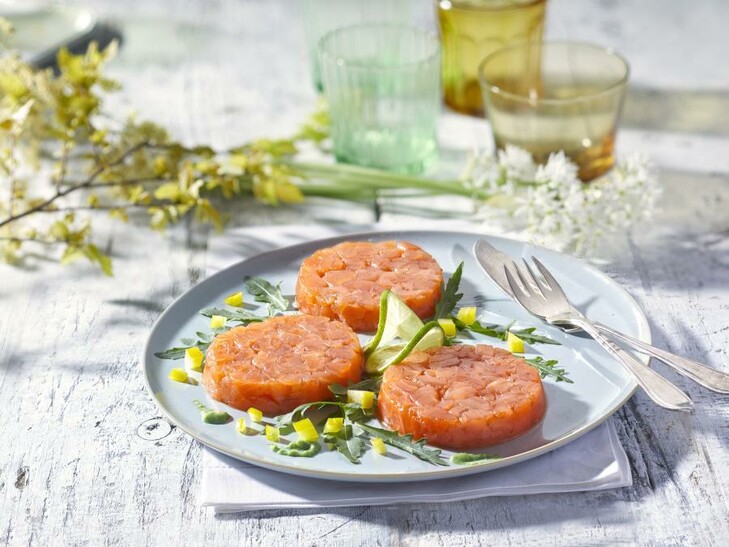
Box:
[142,230,649,482]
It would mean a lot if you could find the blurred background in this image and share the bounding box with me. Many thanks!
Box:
[3,0,728,145]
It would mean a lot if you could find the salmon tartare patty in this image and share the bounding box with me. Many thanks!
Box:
[202,315,364,415]
[296,240,443,332]
[378,344,546,449]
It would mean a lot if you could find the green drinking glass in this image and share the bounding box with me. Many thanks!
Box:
[318,24,441,174]
[302,0,417,92]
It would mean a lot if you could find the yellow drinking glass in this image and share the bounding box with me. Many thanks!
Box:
[437,0,547,117]
[479,41,630,181]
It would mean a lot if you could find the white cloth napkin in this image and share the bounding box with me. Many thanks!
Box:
[201,223,632,513]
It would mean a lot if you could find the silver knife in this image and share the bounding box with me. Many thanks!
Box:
[473,239,729,394]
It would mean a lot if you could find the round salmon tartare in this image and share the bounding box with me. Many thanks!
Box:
[378,344,547,449]
[296,240,443,332]
[202,314,364,414]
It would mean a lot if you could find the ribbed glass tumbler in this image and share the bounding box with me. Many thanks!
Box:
[302,0,417,92]
[318,24,441,174]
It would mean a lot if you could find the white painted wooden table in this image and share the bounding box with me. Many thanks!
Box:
[2,1,729,545]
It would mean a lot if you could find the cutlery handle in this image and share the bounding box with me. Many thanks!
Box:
[595,322,729,394]
[571,318,694,411]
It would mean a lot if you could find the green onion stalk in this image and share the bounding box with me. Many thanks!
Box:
[286,161,491,202]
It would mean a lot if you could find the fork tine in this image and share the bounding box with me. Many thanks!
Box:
[518,259,546,296]
[512,261,537,297]
[503,265,530,305]
[531,256,566,294]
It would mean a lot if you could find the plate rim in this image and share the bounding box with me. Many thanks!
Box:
[142,229,650,482]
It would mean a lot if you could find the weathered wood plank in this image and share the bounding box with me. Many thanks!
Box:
[2,1,729,546]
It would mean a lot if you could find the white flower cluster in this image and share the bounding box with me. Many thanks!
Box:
[463,145,660,254]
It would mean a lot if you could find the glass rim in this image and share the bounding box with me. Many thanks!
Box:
[437,0,546,12]
[318,23,440,71]
[478,41,630,104]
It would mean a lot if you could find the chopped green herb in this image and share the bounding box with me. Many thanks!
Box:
[244,276,289,314]
[526,356,573,383]
[434,262,464,319]
[192,399,233,424]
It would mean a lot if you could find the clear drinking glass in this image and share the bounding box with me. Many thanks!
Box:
[318,24,441,174]
[302,0,417,92]
[437,0,547,117]
[479,41,629,181]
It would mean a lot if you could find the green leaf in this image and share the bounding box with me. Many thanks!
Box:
[509,327,561,346]
[154,339,209,360]
[434,262,464,319]
[199,307,264,323]
[357,423,448,466]
[82,243,113,276]
[328,377,382,400]
[342,403,372,423]
[244,276,289,314]
[453,317,560,346]
[274,401,341,435]
[526,356,573,383]
[323,425,365,464]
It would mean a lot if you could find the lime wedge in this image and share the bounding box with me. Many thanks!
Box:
[365,290,424,356]
[365,321,445,374]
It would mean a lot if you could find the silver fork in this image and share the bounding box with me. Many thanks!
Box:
[503,258,694,412]
[475,239,729,394]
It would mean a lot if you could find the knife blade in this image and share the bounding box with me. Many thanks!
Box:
[473,238,582,332]
[473,239,516,297]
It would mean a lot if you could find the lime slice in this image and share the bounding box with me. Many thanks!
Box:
[365,290,425,356]
[365,321,445,374]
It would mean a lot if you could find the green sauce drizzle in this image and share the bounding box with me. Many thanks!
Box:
[193,399,232,424]
[272,439,321,458]
[450,452,500,466]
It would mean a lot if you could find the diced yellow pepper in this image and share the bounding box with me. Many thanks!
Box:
[224,291,244,307]
[323,417,344,434]
[184,346,204,372]
[248,407,263,423]
[437,318,457,337]
[507,332,525,353]
[347,390,375,409]
[236,417,247,434]
[168,368,188,383]
[456,306,477,326]
[293,418,319,442]
[265,425,280,442]
[210,315,227,328]
[371,437,387,455]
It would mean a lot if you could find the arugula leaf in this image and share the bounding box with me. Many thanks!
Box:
[358,423,448,466]
[526,356,573,383]
[452,317,560,346]
[154,342,207,360]
[434,262,464,319]
[199,307,264,323]
[244,276,289,314]
[323,425,365,464]
[155,330,221,359]
[328,377,382,400]
[275,401,336,427]
[509,327,561,346]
